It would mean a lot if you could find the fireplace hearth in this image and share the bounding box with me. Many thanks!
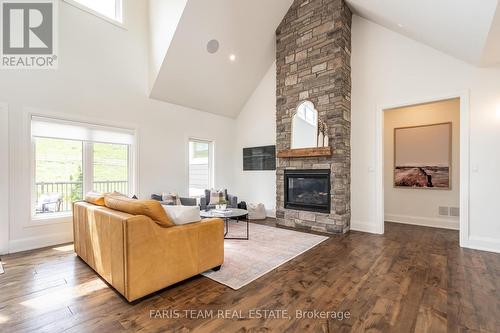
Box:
[284,169,330,213]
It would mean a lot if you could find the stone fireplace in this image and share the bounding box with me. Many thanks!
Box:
[275,0,351,234]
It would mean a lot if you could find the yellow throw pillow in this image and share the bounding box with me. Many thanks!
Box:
[85,192,105,206]
[104,194,174,227]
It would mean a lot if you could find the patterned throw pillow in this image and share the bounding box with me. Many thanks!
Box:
[162,192,180,205]
[209,189,226,205]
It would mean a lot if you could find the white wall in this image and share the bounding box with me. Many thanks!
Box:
[0,105,8,254]
[148,0,187,89]
[0,0,236,253]
[351,15,500,252]
[384,99,460,230]
[234,62,276,216]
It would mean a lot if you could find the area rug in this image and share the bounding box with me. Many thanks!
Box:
[202,222,328,290]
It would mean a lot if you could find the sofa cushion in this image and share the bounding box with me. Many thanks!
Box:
[162,205,201,225]
[104,195,174,227]
[85,191,105,206]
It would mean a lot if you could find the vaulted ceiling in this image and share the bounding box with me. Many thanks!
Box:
[148,0,500,118]
[148,0,293,118]
[346,0,500,67]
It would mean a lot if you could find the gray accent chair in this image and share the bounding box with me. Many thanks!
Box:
[200,189,238,211]
[150,192,237,211]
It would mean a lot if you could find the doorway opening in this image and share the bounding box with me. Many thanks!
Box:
[384,98,460,231]
[375,92,470,247]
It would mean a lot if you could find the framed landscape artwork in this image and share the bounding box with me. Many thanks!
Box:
[394,122,451,189]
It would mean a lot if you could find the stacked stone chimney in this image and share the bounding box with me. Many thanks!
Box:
[275,0,352,233]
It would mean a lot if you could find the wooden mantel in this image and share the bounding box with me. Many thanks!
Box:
[277,146,332,158]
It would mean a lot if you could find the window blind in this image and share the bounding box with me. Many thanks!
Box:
[31,116,135,145]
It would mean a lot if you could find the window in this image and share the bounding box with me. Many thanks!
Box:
[93,143,129,194]
[297,101,317,126]
[188,139,213,197]
[34,138,83,213]
[32,116,135,216]
[65,0,122,23]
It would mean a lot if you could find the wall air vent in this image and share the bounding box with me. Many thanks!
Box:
[438,206,449,216]
[450,207,460,217]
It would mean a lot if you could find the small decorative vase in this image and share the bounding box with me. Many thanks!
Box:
[318,132,324,147]
[323,134,329,147]
[216,204,227,210]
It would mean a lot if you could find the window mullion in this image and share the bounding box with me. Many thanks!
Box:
[83,142,93,195]
[210,142,214,189]
[115,0,122,22]
[127,145,133,195]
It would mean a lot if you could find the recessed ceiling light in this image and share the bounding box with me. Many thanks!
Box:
[397,23,404,28]
[229,54,236,62]
[206,39,219,54]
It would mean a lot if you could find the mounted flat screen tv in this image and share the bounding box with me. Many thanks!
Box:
[243,145,276,171]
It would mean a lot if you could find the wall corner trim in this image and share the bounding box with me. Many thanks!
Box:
[385,213,459,230]
[350,220,383,234]
[465,235,500,254]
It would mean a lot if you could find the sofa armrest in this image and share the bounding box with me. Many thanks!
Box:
[123,217,224,301]
[192,218,225,272]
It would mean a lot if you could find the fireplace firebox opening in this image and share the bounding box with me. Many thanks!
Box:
[284,169,331,213]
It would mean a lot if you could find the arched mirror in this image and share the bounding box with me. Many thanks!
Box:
[291,101,318,149]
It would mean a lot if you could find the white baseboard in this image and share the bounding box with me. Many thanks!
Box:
[8,231,73,254]
[350,220,383,234]
[385,213,459,230]
[266,209,276,218]
[465,235,500,254]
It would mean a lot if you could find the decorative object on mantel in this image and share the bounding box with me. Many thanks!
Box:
[323,122,329,147]
[317,121,324,147]
[277,146,332,158]
[291,101,318,149]
[291,100,330,149]
[317,119,329,148]
[284,100,331,158]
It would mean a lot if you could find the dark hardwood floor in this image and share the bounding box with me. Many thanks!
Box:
[0,221,499,333]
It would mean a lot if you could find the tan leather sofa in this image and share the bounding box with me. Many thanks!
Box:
[73,194,224,302]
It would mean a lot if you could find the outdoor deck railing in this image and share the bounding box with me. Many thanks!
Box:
[35,180,128,213]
